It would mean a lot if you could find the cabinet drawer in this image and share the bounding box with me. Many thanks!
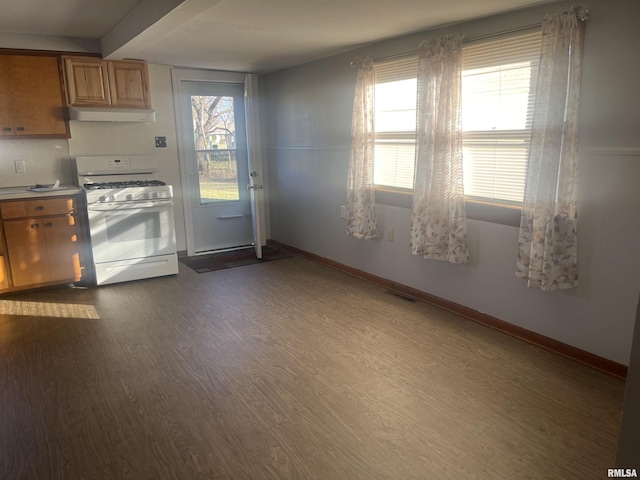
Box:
[1,197,75,219]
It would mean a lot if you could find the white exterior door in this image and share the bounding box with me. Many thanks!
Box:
[180,81,253,254]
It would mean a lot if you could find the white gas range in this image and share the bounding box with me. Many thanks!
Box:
[76,155,179,286]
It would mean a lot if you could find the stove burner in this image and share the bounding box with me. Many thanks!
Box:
[84,180,167,190]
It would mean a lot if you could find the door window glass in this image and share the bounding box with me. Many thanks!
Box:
[191,95,240,203]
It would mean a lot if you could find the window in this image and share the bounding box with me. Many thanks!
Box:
[373,57,417,191]
[373,29,542,207]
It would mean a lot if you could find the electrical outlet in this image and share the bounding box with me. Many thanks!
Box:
[14,160,26,173]
[340,205,346,219]
[155,136,167,148]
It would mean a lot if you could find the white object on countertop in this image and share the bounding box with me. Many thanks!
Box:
[27,179,67,192]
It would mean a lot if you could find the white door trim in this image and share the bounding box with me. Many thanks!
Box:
[171,68,247,257]
[244,74,267,259]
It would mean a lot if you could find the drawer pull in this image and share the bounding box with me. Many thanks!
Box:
[30,224,40,229]
[16,127,25,132]
[2,127,11,132]
[44,222,53,227]
[35,206,44,211]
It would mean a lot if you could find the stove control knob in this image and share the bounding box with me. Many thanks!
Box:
[144,193,151,199]
[152,192,159,199]
[99,195,106,203]
[126,194,133,201]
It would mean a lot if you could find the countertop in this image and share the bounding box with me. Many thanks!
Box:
[0,185,82,201]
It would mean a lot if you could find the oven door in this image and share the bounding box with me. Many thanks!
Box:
[87,199,177,264]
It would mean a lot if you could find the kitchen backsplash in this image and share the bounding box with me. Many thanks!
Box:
[0,139,73,187]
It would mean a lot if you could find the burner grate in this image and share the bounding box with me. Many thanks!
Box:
[84,180,167,190]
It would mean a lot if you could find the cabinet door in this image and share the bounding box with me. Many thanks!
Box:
[3,218,51,287]
[43,215,82,283]
[63,56,111,106]
[0,57,12,137]
[107,60,151,108]
[0,256,8,290]
[0,224,8,290]
[5,55,68,136]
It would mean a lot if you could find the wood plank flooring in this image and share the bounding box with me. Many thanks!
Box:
[0,255,625,479]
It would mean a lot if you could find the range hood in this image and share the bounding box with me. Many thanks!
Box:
[68,107,156,122]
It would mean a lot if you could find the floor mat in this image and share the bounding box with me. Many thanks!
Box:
[179,246,293,273]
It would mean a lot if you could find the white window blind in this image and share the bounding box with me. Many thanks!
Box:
[461,29,542,204]
[373,57,418,190]
[371,28,542,206]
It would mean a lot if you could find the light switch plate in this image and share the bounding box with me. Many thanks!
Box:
[14,160,26,173]
[155,136,167,148]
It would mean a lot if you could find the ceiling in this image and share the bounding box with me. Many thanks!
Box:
[0,0,556,73]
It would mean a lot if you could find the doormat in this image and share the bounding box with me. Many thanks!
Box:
[178,246,293,273]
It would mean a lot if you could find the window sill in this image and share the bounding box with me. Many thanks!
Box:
[374,189,521,227]
[465,199,521,227]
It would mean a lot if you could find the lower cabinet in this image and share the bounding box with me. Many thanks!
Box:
[0,229,8,290]
[0,195,85,293]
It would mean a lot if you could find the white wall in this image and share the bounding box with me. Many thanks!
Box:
[0,139,73,187]
[264,0,640,364]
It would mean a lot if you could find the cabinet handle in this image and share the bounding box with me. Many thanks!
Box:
[16,127,25,132]
[44,222,53,227]
[2,127,11,132]
[35,206,44,211]
[31,224,40,229]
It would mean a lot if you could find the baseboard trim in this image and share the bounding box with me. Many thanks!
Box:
[268,239,628,380]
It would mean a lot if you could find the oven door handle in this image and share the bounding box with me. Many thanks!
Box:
[87,200,174,211]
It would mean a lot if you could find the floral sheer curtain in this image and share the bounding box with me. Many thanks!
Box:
[516,7,586,291]
[346,56,380,240]
[410,34,468,264]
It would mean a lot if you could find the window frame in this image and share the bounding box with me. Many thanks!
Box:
[373,189,521,227]
[371,28,542,227]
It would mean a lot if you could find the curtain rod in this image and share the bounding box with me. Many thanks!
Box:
[350,6,590,67]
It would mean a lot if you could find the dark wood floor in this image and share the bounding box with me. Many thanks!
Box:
[0,255,625,479]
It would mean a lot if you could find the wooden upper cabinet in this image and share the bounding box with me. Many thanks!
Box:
[0,55,68,138]
[63,56,151,109]
[0,58,11,136]
[63,56,111,106]
[108,60,150,108]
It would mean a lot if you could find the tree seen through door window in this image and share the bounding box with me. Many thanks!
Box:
[191,95,240,202]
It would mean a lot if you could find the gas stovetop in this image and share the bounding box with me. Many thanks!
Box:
[83,185,174,204]
[84,180,167,190]
[75,156,174,204]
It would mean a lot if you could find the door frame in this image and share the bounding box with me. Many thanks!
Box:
[172,68,251,257]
